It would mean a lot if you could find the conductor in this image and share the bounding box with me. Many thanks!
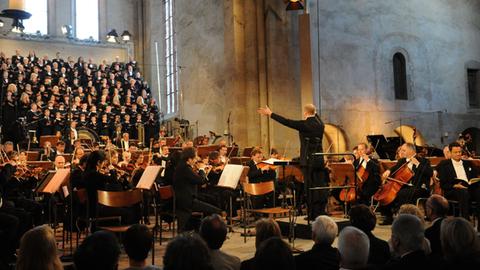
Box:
[258,104,326,220]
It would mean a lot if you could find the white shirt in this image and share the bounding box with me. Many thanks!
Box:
[452,159,468,182]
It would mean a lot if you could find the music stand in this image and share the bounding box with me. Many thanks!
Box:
[136,166,164,190]
[217,164,245,230]
[36,169,71,235]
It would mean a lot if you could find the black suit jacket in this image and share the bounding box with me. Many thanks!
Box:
[367,232,390,266]
[437,159,478,192]
[354,158,381,199]
[388,157,433,190]
[294,243,339,270]
[246,160,275,183]
[425,217,444,258]
[271,113,324,167]
[173,161,207,211]
[383,250,428,270]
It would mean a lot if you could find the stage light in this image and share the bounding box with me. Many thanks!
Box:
[286,0,304,11]
[106,29,118,43]
[121,30,131,42]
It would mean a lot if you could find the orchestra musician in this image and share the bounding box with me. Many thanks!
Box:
[354,143,381,205]
[218,145,229,164]
[258,104,326,219]
[246,148,276,209]
[379,143,433,225]
[437,142,480,221]
[153,144,172,185]
[40,141,56,162]
[173,147,222,232]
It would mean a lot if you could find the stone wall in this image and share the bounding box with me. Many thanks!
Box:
[309,0,480,149]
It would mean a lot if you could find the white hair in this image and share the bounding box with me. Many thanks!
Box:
[311,215,338,245]
[391,214,424,252]
[338,226,370,268]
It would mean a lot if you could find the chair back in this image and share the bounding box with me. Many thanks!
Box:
[97,189,143,207]
[242,181,275,196]
[158,185,174,200]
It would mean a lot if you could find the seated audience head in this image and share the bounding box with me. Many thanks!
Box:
[199,214,228,250]
[124,224,153,266]
[181,147,197,164]
[349,204,376,233]
[255,218,282,249]
[441,217,480,262]
[74,230,120,270]
[254,237,295,270]
[426,194,449,221]
[311,215,338,246]
[390,214,424,256]
[398,204,425,225]
[338,226,369,270]
[85,150,106,172]
[163,234,213,270]
[16,225,62,270]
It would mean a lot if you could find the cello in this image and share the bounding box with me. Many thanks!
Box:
[373,161,414,206]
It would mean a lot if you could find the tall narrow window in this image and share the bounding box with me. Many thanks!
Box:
[393,52,408,100]
[467,69,480,108]
[164,0,178,115]
[23,0,48,34]
[75,0,99,40]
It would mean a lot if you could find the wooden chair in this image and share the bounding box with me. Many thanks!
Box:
[96,189,143,233]
[155,185,176,245]
[241,181,292,242]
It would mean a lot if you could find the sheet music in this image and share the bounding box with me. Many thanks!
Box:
[136,166,163,190]
[262,158,286,165]
[218,164,244,189]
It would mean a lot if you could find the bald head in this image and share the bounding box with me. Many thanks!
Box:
[303,104,316,116]
[55,156,66,169]
[426,194,449,220]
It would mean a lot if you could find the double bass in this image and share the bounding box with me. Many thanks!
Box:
[373,161,414,206]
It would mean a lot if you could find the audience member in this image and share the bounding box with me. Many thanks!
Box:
[397,203,431,255]
[424,194,449,258]
[199,214,241,270]
[294,215,339,270]
[349,204,390,266]
[254,237,295,270]
[337,226,369,270]
[74,230,121,270]
[163,234,213,270]
[123,224,159,270]
[384,214,428,269]
[240,218,282,270]
[440,217,480,268]
[16,225,63,270]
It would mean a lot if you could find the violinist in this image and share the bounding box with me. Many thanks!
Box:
[379,143,432,225]
[173,147,222,232]
[72,147,85,167]
[207,151,224,186]
[437,142,480,221]
[40,141,56,162]
[353,143,381,205]
[218,145,229,164]
[247,148,276,183]
[83,150,137,227]
[247,148,276,208]
[153,145,172,185]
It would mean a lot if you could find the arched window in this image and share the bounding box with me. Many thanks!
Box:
[23,0,48,34]
[393,52,408,100]
[75,0,99,40]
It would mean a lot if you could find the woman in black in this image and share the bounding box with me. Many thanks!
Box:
[83,150,138,229]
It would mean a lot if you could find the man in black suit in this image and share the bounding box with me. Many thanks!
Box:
[354,143,381,204]
[294,215,339,270]
[246,147,276,208]
[424,194,449,259]
[380,143,433,224]
[384,214,428,270]
[258,103,326,219]
[437,142,480,220]
[349,204,390,267]
[173,147,221,232]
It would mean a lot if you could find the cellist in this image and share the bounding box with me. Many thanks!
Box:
[353,143,381,205]
[379,143,432,225]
